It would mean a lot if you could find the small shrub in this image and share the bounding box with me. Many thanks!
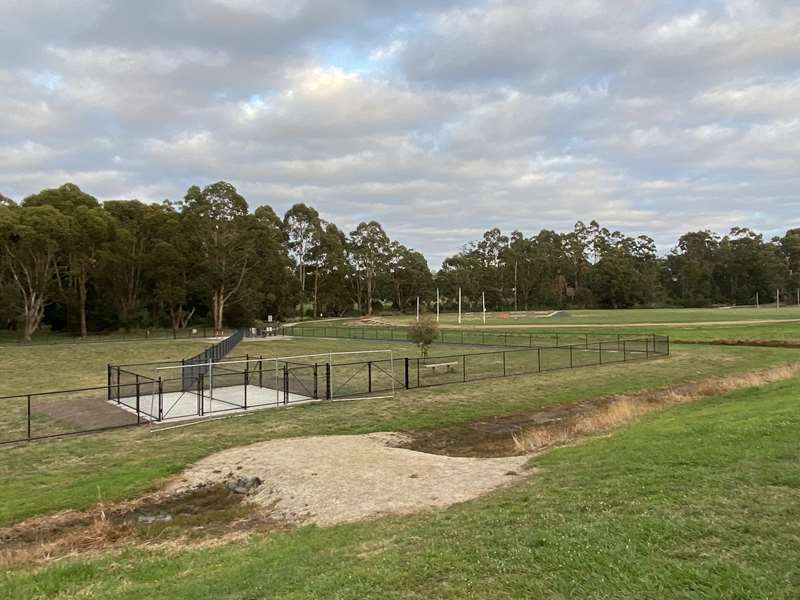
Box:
[408,316,438,357]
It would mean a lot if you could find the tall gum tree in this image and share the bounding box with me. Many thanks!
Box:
[182,182,253,336]
[23,183,113,337]
[0,204,67,341]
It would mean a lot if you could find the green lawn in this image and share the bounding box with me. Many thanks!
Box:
[0,339,213,397]
[4,361,800,598]
[371,306,800,326]
[1,344,798,528]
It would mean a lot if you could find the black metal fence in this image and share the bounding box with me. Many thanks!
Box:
[180,329,245,392]
[1,330,668,446]
[0,327,233,348]
[283,324,654,349]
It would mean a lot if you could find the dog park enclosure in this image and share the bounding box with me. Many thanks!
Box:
[1,328,668,444]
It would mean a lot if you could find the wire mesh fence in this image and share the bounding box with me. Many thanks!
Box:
[1,331,668,446]
[0,327,235,347]
[283,324,657,349]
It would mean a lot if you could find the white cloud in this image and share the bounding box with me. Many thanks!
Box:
[1,0,799,262]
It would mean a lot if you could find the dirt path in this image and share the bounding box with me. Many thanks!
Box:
[173,433,532,527]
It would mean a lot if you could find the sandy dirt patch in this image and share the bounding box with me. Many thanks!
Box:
[173,432,533,526]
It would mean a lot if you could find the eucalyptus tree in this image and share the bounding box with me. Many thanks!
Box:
[0,203,67,341]
[388,242,433,312]
[283,203,322,317]
[349,221,390,314]
[99,200,165,327]
[250,205,294,320]
[23,183,114,337]
[309,222,350,316]
[181,181,254,335]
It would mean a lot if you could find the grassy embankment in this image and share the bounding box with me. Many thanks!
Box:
[4,361,800,598]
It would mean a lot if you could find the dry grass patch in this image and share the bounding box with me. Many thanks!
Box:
[513,364,800,453]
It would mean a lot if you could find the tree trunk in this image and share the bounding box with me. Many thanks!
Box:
[23,297,44,342]
[366,271,374,315]
[313,269,319,318]
[78,274,88,338]
[211,288,225,336]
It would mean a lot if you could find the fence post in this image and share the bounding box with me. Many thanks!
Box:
[158,377,164,421]
[244,365,249,410]
[599,342,603,365]
[404,358,410,389]
[314,363,319,399]
[585,334,589,349]
[645,339,649,360]
[259,355,263,388]
[107,364,111,401]
[325,363,331,400]
[569,345,573,368]
[503,351,507,377]
[538,347,542,372]
[463,354,467,382]
[136,380,141,424]
[623,340,627,361]
[27,395,31,441]
[116,366,121,403]
[368,361,373,394]
[283,363,289,404]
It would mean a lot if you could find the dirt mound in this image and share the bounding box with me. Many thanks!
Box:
[173,432,533,526]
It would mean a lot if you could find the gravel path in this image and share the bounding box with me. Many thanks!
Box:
[174,433,533,526]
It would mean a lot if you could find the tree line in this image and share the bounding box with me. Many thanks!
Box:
[1,182,798,340]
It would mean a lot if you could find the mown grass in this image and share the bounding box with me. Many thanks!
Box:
[0,339,212,397]
[4,365,800,598]
[1,344,799,527]
[375,305,800,326]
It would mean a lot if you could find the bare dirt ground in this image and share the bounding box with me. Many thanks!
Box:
[173,432,533,527]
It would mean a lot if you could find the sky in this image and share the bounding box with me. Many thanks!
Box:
[1,0,799,265]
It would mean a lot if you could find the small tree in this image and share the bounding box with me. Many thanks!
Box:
[408,316,438,357]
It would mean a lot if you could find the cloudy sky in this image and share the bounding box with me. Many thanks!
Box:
[1,0,798,264]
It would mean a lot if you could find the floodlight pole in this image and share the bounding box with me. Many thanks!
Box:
[458,287,462,325]
[777,289,780,309]
[436,288,440,322]
[756,291,759,309]
[416,296,420,322]
[482,291,486,325]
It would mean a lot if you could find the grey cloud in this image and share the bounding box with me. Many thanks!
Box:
[1,0,799,267]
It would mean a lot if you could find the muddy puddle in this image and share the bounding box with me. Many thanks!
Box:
[0,483,279,568]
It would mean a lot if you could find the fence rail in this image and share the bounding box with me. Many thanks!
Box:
[2,332,668,446]
[0,327,234,348]
[282,324,657,350]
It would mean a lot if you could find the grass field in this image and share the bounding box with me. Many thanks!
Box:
[369,305,800,326]
[0,342,796,525]
[338,308,800,345]
[0,339,213,397]
[4,363,800,598]
[3,319,800,599]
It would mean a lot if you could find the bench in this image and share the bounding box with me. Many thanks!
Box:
[422,361,458,374]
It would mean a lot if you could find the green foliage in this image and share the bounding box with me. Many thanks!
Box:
[408,316,438,356]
